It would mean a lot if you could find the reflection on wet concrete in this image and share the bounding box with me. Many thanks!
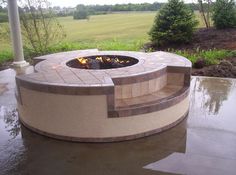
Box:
[17,121,186,175]
[1,117,187,175]
[2,107,20,139]
[0,68,236,175]
[188,77,236,133]
[191,77,234,115]
[144,152,236,175]
[145,77,236,174]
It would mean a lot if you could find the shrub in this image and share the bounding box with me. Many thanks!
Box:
[212,0,236,29]
[149,0,198,46]
[73,5,89,20]
[73,9,89,20]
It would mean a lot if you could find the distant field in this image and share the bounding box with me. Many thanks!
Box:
[60,12,155,42]
[0,11,205,52]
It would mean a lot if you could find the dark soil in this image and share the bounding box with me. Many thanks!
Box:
[192,57,236,78]
[145,28,236,78]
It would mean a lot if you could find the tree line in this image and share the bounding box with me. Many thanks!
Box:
[73,2,209,20]
[73,3,203,13]
[0,5,8,23]
[0,2,210,22]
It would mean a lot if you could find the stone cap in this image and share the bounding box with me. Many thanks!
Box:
[16,50,191,95]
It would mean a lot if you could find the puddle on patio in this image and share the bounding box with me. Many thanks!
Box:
[0,68,236,175]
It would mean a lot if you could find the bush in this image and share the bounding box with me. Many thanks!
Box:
[212,0,236,29]
[149,0,198,46]
[73,5,89,20]
[73,9,89,20]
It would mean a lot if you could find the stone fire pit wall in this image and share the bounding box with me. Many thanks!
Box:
[16,50,191,142]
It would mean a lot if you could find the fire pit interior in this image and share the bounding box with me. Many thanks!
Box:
[66,55,139,69]
[16,50,191,142]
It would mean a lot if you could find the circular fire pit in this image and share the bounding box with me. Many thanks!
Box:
[16,50,191,142]
[66,55,139,69]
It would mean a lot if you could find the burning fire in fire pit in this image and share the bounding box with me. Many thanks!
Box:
[66,55,139,69]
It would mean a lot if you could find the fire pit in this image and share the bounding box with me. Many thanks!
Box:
[16,50,191,142]
[67,55,139,69]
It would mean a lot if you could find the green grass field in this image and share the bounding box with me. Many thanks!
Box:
[0,12,156,53]
[60,12,155,42]
[59,11,204,42]
[1,11,205,52]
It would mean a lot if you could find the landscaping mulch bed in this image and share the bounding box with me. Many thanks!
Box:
[145,28,236,78]
[192,57,236,78]
[145,28,236,51]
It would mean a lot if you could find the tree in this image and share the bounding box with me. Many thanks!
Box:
[212,0,236,29]
[19,0,66,55]
[0,11,8,23]
[149,0,198,46]
[73,9,89,20]
[0,1,7,23]
[198,0,211,28]
[73,4,89,20]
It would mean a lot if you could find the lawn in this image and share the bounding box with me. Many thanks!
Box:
[1,11,205,53]
[56,11,205,43]
[0,12,156,53]
[60,12,155,42]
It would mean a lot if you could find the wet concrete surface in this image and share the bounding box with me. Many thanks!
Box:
[0,68,236,175]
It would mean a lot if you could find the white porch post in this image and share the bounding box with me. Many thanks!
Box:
[7,0,29,67]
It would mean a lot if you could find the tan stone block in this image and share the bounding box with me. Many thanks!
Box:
[115,85,122,99]
[140,81,149,96]
[149,79,157,93]
[167,73,184,86]
[122,84,132,99]
[132,83,141,98]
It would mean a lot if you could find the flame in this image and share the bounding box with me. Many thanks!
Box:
[95,57,103,62]
[77,57,87,65]
[76,56,130,67]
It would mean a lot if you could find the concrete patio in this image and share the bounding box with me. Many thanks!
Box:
[0,68,236,175]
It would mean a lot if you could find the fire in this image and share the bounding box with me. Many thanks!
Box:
[95,57,103,62]
[76,57,87,65]
[76,56,130,65]
[75,56,132,69]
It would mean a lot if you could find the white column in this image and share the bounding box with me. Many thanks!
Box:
[7,0,29,67]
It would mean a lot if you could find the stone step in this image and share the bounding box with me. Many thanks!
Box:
[108,85,189,117]
[116,85,183,108]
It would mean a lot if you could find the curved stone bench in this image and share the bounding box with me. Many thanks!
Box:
[16,50,191,142]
